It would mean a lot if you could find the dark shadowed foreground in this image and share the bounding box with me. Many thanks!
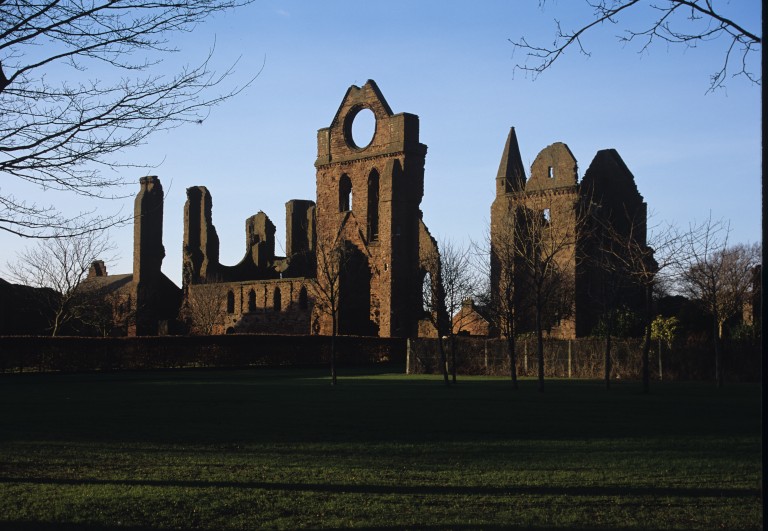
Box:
[0,369,761,529]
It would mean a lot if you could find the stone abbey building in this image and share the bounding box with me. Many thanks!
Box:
[181,80,441,337]
[78,80,649,339]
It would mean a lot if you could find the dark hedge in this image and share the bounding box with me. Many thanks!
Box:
[0,334,406,373]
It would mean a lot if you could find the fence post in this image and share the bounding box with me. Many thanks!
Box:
[406,338,411,375]
[658,339,663,381]
[568,339,572,379]
[524,340,528,375]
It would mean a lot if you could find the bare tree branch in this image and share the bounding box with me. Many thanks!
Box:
[489,193,588,392]
[675,215,761,387]
[590,207,684,392]
[1,0,258,237]
[6,230,116,335]
[424,238,480,383]
[182,279,225,336]
[311,234,353,386]
[512,0,761,92]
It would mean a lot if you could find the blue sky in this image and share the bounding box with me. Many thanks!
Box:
[1,1,762,285]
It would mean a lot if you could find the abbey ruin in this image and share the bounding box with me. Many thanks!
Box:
[62,79,651,339]
[490,129,650,339]
[180,80,440,337]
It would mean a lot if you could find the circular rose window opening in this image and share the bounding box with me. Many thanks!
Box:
[350,108,376,148]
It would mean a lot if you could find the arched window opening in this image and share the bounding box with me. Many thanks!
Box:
[273,287,282,312]
[226,291,235,314]
[299,286,308,310]
[367,170,379,241]
[248,289,256,311]
[339,174,352,212]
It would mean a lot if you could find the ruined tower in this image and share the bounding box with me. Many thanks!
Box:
[491,129,650,338]
[314,80,432,337]
[133,175,166,335]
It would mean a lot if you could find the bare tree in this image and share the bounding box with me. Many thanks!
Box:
[6,231,115,336]
[678,218,761,387]
[593,214,682,393]
[436,238,480,383]
[521,205,577,393]
[512,1,761,93]
[491,196,583,392]
[311,236,352,386]
[420,243,451,386]
[586,241,632,391]
[479,222,524,389]
[1,0,256,237]
[182,280,225,336]
[76,286,136,337]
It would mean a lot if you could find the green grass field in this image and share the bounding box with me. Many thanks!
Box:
[0,367,761,530]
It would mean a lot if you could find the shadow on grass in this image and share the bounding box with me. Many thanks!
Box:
[0,524,626,531]
[0,476,760,499]
[0,368,761,445]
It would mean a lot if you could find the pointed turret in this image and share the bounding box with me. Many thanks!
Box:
[496,127,526,195]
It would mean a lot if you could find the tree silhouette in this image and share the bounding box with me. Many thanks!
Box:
[512,1,761,93]
[594,214,685,393]
[182,280,226,336]
[420,243,451,386]
[312,236,353,386]
[6,231,114,336]
[434,238,479,383]
[491,195,585,392]
[479,222,525,388]
[678,217,760,387]
[0,0,255,237]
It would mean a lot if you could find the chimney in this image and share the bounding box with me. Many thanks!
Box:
[88,260,107,278]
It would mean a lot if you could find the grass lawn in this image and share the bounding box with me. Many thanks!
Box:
[0,367,761,530]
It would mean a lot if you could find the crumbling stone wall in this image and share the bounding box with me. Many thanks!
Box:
[183,186,220,284]
[183,189,316,285]
[181,185,318,334]
[416,219,446,338]
[132,176,168,335]
[186,278,314,335]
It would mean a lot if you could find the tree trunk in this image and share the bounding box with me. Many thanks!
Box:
[604,333,612,390]
[507,332,518,390]
[714,315,723,388]
[641,284,652,394]
[51,310,63,337]
[658,339,663,381]
[437,335,449,386]
[450,335,457,384]
[536,304,544,393]
[330,312,337,386]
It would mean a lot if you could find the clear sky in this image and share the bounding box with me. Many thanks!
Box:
[1,1,762,286]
